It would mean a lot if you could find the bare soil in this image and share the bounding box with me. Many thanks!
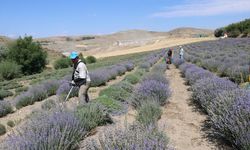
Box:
[91,37,215,58]
[158,65,231,150]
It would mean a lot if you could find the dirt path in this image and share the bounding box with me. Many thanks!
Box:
[158,65,218,150]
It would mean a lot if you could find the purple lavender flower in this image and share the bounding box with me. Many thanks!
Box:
[84,124,171,150]
[42,80,61,96]
[3,110,87,150]
[209,89,250,150]
[192,77,238,112]
[0,100,12,117]
[132,80,171,107]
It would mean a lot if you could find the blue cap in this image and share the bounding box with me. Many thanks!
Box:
[70,51,78,59]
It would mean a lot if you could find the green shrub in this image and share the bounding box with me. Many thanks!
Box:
[99,85,130,102]
[86,56,97,64]
[15,86,28,95]
[0,124,6,135]
[0,90,13,99]
[123,74,140,84]
[41,99,57,110]
[214,28,225,37]
[0,101,13,117]
[0,46,8,60]
[136,101,162,126]
[53,57,71,69]
[8,36,47,75]
[134,69,146,77]
[114,81,134,93]
[75,103,112,131]
[15,95,34,109]
[7,120,15,127]
[95,95,122,112]
[0,60,22,80]
[2,82,23,90]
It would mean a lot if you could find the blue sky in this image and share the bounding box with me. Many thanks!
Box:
[0,0,250,38]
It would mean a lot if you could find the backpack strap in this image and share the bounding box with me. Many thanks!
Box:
[72,61,83,80]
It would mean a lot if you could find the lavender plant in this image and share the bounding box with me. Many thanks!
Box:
[3,110,87,150]
[132,80,171,108]
[0,100,13,117]
[183,38,250,83]
[142,73,169,85]
[191,77,238,112]
[41,80,61,96]
[85,124,171,150]
[136,100,162,126]
[209,89,250,150]
[75,103,112,131]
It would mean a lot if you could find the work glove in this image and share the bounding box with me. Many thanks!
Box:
[70,80,76,86]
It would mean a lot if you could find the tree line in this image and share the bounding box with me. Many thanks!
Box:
[214,18,250,38]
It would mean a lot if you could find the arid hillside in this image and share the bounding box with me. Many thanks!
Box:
[34,27,214,57]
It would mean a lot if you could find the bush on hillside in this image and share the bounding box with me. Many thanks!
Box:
[0,60,22,80]
[214,28,225,37]
[0,124,6,135]
[7,120,15,127]
[0,46,8,60]
[86,56,97,64]
[8,36,47,75]
[53,57,71,69]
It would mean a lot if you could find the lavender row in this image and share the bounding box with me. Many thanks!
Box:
[178,62,250,150]
[85,62,173,149]
[2,51,166,149]
[2,102,112,149]
[139,50,166,71]
[89,61,135,87]
[1,51,165,117]
[182,38,250,83]
[132,63,171,108]
[5,61,135,112]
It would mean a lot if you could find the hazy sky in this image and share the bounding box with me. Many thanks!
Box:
[1,0,250,38]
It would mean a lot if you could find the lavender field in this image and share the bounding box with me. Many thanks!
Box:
[183,38,250,84]
[0,50,176,150]
[173,57,250,150]
[0,38,249,150]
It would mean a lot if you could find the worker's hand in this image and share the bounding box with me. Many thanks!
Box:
[70,80,76,86]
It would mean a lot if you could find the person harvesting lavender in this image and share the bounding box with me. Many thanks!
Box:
[166,48,173,64]
[179,45,184,60]
[70,52,91,104]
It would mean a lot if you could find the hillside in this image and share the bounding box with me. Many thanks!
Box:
[33,27,214,56]
[166,27,213,38]
[0,36,11,46]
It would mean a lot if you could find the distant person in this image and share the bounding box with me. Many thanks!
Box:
[167,48,173,64]
[70,52,91,104]
[179,46,184,60]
